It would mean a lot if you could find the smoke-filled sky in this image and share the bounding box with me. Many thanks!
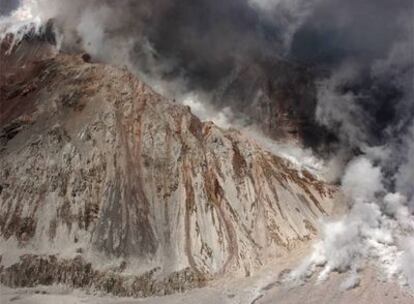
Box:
[20,0,411,187]
[14,0,411,142]
[2,0,414,291]
[0,0,19,15]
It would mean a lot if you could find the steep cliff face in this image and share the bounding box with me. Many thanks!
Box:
[0,36,337,296]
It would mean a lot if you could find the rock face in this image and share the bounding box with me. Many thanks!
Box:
[0,34,336,296]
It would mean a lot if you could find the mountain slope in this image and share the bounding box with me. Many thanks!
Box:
[0,36,337,296]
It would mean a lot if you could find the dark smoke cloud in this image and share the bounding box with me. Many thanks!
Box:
[0,0,20,16]
[139,0,281,90]
[38,0,285,92]
[296,0,414,197]
[291,0,414,147]
[290,0,412,66]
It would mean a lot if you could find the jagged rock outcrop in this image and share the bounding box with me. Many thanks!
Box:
[0,33,337,296]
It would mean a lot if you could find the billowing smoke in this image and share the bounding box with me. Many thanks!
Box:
[290,157,414,289]
[3,0,414,291]
[284,0,414,289]
[3,1,326,116]
[24,0,284,90]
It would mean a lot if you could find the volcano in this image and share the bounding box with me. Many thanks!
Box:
[0,26,339,297]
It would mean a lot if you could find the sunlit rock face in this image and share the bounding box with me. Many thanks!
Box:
[0,32,337,296]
